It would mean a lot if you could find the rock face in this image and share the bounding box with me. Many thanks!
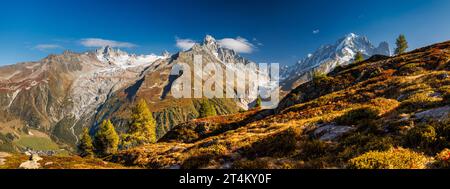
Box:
[0,49,166,146]
[0,35,270,149]
[93,35,273,138]
[0,152,11,166]
[281,33,390,90]
[313,124,354,141]
[414,106,450,121]
[19,154,42,169]
[30,153,43,161]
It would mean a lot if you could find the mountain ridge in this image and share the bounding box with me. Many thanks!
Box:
[111,40,450,169]
[0,35,268,151]
[281,33,390,90]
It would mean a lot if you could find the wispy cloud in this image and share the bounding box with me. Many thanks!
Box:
[252,38,264,46]
[313,29,320,34]
[218,37,254,53]
[33,44,63,51]
[80,38,137,48]
[175,38,197,51]
[175,36,256,53]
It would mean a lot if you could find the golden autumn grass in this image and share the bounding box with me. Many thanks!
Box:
[0,153,128,169]
[108,41,450,169]
[4,41,450,169]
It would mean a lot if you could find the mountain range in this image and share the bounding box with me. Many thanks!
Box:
[1,33,450,170]
[0,35,272,150]
[281,33,390,90]
[0,33,390,152]
[111,40,450,169]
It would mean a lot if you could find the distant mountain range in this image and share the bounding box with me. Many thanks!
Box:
[116,40,450,169]
[0,33,390,152]
[3,33,450,170]
[281,33,390,90]
[0,35,270,150]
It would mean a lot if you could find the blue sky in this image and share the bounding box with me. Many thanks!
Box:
[1,0,450,66]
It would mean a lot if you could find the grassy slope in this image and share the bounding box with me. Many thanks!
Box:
[13,136,60,151]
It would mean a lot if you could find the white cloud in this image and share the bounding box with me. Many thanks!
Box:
[217,37,254,53]
[252,38,264,46]
[313,29,320,34]
[175,38,197,51]
[33,44,63,51]
[80,38,137,48]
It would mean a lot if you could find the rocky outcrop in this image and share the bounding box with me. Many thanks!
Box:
[0,152,10,166]
[313,124,354,141]
[414,106,450,121]
[19,154,42,169]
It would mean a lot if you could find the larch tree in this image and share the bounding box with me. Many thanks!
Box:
[395,34,408,55]
[354,51,364,63]
[94,119,119,156]
[122,99,157,148]
[198,100,217,118]
[78,127,94,158]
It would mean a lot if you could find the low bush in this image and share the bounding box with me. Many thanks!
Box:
[158,122,200,143]
[398,63,426,76]
[312,71,329,82]
[337,133,395,161]
[240,127,301,158]
[299,139,333,160]
[405,120,450,154]
[232,158,271,169]
[335,106,381,125]
[434,148,450,168]
[181,144,228,169]
[405,125,437,150]
[180,154,215,169]
[233,158,304,169]
[399,92,441,112]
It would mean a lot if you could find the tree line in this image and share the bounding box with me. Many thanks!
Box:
[77,99,157,157]
[77,98,230,157]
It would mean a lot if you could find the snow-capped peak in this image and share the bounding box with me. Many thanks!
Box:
[162,50,171,58]
[345,33,357,38]
[202,35,219,53]
[204,35,216,44]
[94,46,166,68]
[281,33,391,89]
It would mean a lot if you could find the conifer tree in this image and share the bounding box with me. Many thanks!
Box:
[122,99,157,148]
[354,51,364,63]
[255,96,262,109]
[94,119,119,155]
[395,34,408,55]
[78,127,94,157]
[198,100,217,118]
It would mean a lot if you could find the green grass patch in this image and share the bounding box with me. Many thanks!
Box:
[13,136,60,151]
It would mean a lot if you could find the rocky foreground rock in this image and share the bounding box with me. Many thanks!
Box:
[0,152,11,166]
[19,154,43,169]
